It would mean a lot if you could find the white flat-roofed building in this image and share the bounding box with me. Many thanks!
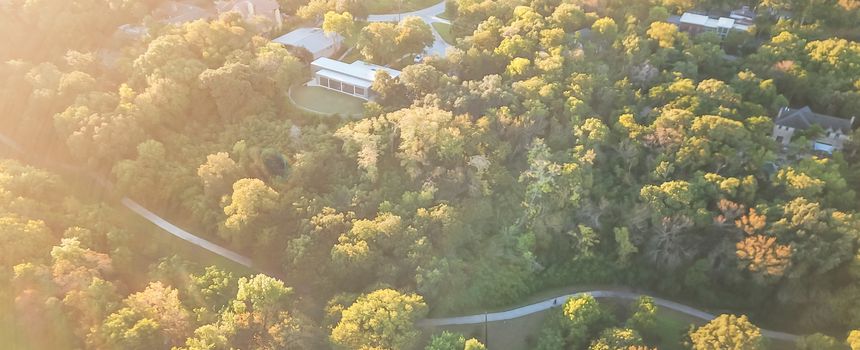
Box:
[679,12,750,38]
[310,57,401,100]
[273,28,343,59]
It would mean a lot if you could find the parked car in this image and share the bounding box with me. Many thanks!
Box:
[413,54,424,63]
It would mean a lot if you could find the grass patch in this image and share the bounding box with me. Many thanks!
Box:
[116,202,256,281]
[423,311,549,350]
[341,48,363,63]
[290,85,366,116]
[432,22,454,44]
[436,11,453,21]
[653,309,696,350]
[366,0,441,14]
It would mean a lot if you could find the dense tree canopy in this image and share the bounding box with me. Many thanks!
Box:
[3,0,860,347]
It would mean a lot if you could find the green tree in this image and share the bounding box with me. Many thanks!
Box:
[357,22,400,63]
[647,21,681,49]
[184,274,312,349]
[197,152,241,199]
[94,282,191,349]
[330,289,428,350]
[323,11,356,40]
[848,330,860,349]
[589,327,644,350]
[563,295,613,348]
[690,314,764,350]
[795,333,847,350]
[0,215,53,268]
[220,178,279,246]
[399,63,443,98]
[426,331,466,349]
[188,266,236,317]
[551,3,587,32]
[397,16,435,56]
[113,140,172,203]
[591,17,618,50]
[626,296,657,338]
[464,338,487,350]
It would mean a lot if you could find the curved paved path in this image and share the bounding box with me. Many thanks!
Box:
[0,131,256,270]
[368,1,451,56]
[420,290,799,342]
[0,132,799,343]
[121,198,254,268]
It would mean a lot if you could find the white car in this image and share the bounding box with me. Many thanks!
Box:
[413,54,424,63]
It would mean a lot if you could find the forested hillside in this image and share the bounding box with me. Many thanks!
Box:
[1,0,860,348]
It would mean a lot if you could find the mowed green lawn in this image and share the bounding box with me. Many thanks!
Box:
[423,311,549,350]
[290,85,365,116]
[432,22,454,44]
[367,0,441,14]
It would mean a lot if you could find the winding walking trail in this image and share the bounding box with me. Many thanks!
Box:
[121,199,254,268]
[0,132,800,343]
[420,289,799,342]
[0,131,256,270]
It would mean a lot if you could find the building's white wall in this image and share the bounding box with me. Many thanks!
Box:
[312,72,371,100]
[310,39,341,59]
[772,124,850,150]
[772,125,794,145]
[815,133,849,150]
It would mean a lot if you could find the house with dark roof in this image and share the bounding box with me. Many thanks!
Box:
[772,106,855,153]
[152,1,215,25]
[729,6,756,25]
[216,0,282,32]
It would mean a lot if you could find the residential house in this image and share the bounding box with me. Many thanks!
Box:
[678,12,750,39]
[772,106,855,153]
[309,57,401,100]
[152,1,214,25]
[273,28,343,59]
[729,6,756,26]
[216,0,282,32]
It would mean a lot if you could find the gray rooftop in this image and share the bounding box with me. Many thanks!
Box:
[273,28,342,54]
[775,106,854,134]
[311,57,401,83]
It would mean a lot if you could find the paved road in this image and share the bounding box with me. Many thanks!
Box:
[367,1,446,22]
[419,290,799,342]
[367,1,451,57]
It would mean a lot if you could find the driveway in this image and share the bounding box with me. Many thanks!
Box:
[367,1,451,57]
